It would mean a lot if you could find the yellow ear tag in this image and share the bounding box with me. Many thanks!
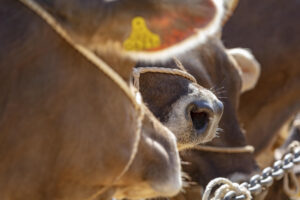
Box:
[123,17,161,51]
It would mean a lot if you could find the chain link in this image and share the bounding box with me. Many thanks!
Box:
[221,141,300,200]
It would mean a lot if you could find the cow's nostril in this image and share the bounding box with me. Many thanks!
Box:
[186,101,213,135]
[190,111,209,131]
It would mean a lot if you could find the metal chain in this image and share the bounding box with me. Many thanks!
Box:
[221,141,300,200]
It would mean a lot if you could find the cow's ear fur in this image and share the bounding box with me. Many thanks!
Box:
[222,0,239,25]
[227,48,261,93]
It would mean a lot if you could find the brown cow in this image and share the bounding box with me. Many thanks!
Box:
[0,0,186,199]
[222,1,300,199]
[33,0,229,149]
[222,0,300,155]
[136,4,261,200]
[137,41,261,200]
[175,39,260,190]
[0,0,238,199]
[129,1,261,198]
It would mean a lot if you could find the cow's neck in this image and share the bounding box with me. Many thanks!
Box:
[95,47,137,83]
[0,1,139,199]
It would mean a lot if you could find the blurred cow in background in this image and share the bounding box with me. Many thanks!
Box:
[223,0,300,199]
[223,0,300,156]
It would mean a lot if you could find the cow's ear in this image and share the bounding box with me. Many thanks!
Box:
[228,48,261,93]
[123,0,226,62]
[222,0,239,25]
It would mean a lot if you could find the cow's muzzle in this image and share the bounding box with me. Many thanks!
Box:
[186,99,223,140]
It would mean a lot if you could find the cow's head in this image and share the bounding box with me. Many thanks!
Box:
[164,0,261,192]
[176,37,260,188]
[135,60,223,150]
[33,0,227,148]
[29,0,258,194]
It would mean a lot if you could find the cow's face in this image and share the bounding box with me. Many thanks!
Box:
[135,60,223,150]
[177,38,260,186]
[36,0,224,62]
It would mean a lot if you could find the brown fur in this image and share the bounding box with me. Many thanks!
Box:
[142,37,261,200]
[174,38,259,189]
[28,0,227,149]
[135,60,223,149]
[223,1,300,199]
[0,0,182,199]
[223,0,300,155]
[35,0,224,61]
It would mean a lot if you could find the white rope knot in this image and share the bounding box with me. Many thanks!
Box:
[202,178,252,200]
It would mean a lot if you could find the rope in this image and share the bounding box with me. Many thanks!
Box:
[190,145,255,153]
[132,60,254,155]
[173,57,188,72]
[17,0,139,111]
[17,0,144,199]
[87,104,144,200]
[132,66,197,90]
[202,178,251,200]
